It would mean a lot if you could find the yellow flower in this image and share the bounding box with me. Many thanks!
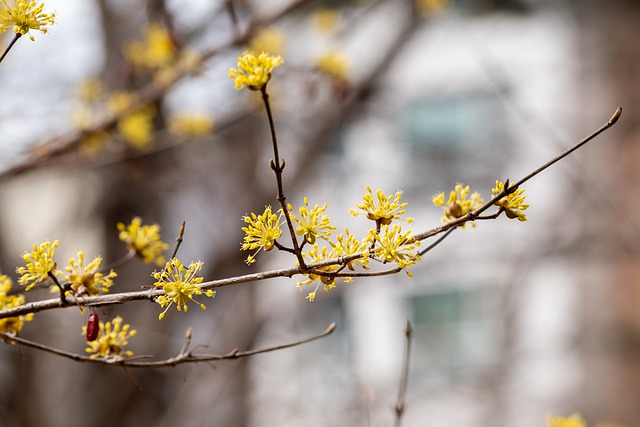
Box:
[117,217,169,266]
[83,316,136,360]
[432,183,483,227]
[117,106,156,150]
[0,0,55,41]
[0,275,33,334]
[296,231,369,301]
[367,224,420,274]
[63,252,116,297]
[241,205,283,265]
[152,258,214,320]
[333,228,370,271]
[124,23,176,70]
[492,180,529,221]
[16,240,59,291]
[296,244,341,301]
[315,51,349,83]
[310,8,341,33]
[349,186,414,225]
[248,26,285,56]
[290,197,336,244]
[547,414,587,427]
[228,51,284,91]
[168,113,214,139]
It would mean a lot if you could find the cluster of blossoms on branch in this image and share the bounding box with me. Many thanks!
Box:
[231,51,531,302]
[1,216,215,358]
[241,187,419,301]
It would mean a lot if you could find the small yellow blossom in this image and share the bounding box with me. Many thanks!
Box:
[547,414,586,427]
[296,231,369,301]
[124,23,176,70]
[350,186,414,225]
[168,113,214,139]
[63,252,117,297]
[117,106,156,150]
[432,183,483,227]
[117,217,169,266]
[333,228,370,271]
[152,258,214,320]
[290,197,337,244]
[296,244,341,301]
[248,26,285,56]
[0,0,55,41]
[16,240,59,291]
[492,180,529,221]
[82,316,136,359]
[228,51,284,91]
[310,8,341,33]
[0,275,34,334]
[315,51,349,83]
[241,205,283,265]
[367,224,420,274]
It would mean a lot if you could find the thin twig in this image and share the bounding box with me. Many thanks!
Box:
[413,107,622,242]
[0,33,21,64]
[394,320,413,427]
[261,85,305,266]
[0,323,336,368]
[170,220,186,260]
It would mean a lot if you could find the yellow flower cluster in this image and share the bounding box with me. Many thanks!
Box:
[153,258,214,320]
[117,217,169,266]
[0,0,55,41]
[63,252,117,297]
[83,316,136,360]
[0,275,33,334]
[296,229,370,301]
[367,224,420,274]
[228,51,284,91]
[492,180,529,221]
[16,240,58,291]
[241,205,283,265]
[290,197,337,244]
[349,186,413,225]
[432,183,483,227]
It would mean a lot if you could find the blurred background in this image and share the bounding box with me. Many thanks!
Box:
[0,0,638,426]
